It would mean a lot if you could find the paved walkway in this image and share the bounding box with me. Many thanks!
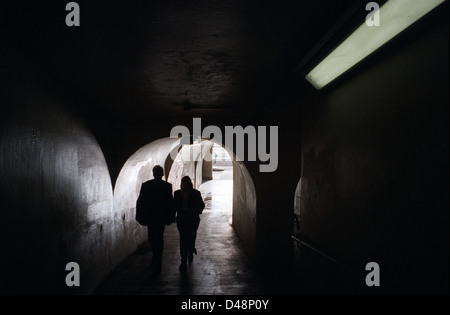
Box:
[95,168,372,295]
[96,168,266,294]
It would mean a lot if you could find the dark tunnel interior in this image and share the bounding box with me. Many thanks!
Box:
[0,0,448,295]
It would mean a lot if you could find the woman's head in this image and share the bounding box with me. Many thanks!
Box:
[180,176,193,191]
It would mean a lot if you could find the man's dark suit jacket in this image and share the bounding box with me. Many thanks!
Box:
[136,179,173,226]
[173,189,205,222]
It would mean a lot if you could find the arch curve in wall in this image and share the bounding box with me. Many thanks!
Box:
[113,138,182,253]
[113,137,257,260]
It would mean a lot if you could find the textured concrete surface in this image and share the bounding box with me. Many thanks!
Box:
[113,137,182,264]
[2,1,447,296]
[299,20,449,294]
[0,87,115,294]
[95,168,372,295]
[167,141,214,191]
[95,210,262,295]
[96,168,261,294]
[94,215,373,295]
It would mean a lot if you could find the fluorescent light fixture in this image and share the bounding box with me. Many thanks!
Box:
[306,0,445,89]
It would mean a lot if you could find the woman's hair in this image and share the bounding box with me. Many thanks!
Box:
[181,176,193,188]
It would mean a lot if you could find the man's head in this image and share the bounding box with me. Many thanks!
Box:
[152,165,164,180]
[180,176,193,191]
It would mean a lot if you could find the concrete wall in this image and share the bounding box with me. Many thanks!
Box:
[0,46,191,294]
[0,47,116,293]
[202,147,213,181]
[168,143,205,190]
[165,140,257,260]
[119,138,257,262]
[298,17,449,293]
[250,128,302,272]
[113,137,181,266]
[232,161,257,260]
[2,7,446,295]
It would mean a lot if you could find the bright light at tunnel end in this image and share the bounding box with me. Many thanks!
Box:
[170,118,279,173]
[306,0,446,90]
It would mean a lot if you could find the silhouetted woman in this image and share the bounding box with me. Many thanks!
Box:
[174,176,205,272]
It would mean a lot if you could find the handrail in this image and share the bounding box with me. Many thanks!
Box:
[291,234,362,278]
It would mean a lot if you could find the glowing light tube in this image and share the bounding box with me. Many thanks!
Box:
[306,0,445,89]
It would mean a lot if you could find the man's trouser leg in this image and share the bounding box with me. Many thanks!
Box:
[147,224,165,273]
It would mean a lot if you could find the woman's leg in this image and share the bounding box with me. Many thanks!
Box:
[177,222,189,271]
[188,219,200,262]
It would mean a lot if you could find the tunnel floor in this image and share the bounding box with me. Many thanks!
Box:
[95,167,265,295]
[95,168,372,295]
[95,189,263,294]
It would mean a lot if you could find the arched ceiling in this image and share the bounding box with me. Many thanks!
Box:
[2,0,361,123]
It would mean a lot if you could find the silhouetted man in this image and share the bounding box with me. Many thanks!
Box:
[136,165,173,276]
[174,176,205,272]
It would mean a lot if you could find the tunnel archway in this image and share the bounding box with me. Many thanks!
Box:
[113,138,182,255]
[113,137,257,260]
[199,143,234,225]
[293,177,302,236]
